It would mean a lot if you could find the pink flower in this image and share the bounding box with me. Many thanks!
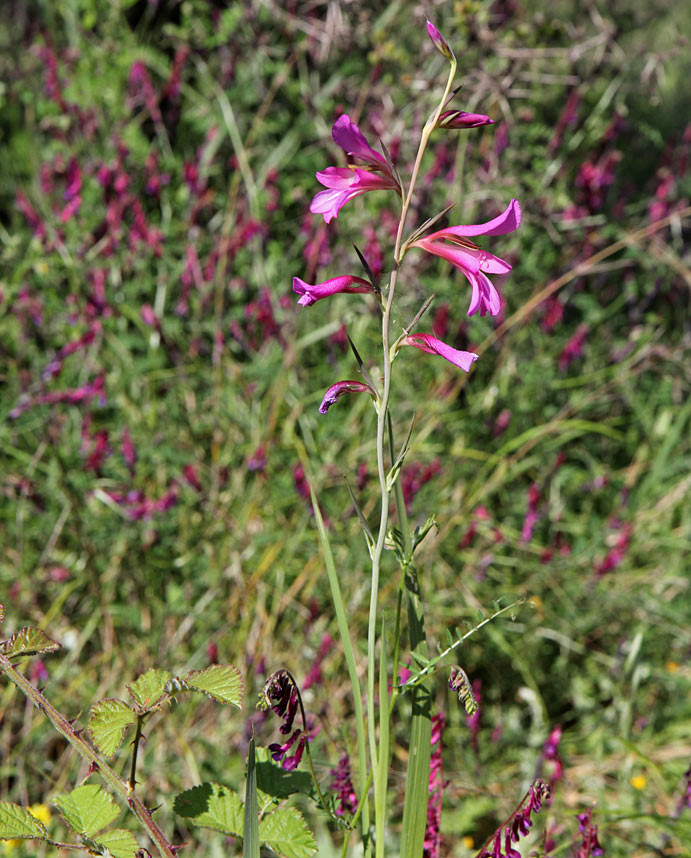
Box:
[293,274,374,307]
[310,115,400,223]
[319,380,375,414]
[411,199,521,316]
[436,110,494,130]
[401,333,478,372]
[426,20,455,61]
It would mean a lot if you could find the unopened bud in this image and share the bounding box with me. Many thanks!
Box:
[426,20,455,62]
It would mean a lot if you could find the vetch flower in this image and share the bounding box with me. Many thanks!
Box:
[330,753,358,817]
[319,380,375,414]
[310,115,400,223]
[401,333,478,372]
[293,274,374,307]
[410,199,521,317]
[436,110,494,130]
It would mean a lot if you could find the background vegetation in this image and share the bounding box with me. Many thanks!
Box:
[1,0,689,856]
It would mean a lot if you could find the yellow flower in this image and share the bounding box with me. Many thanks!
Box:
[2,840,21,854]
[630,775,646,790]
[462,835,474,849]
[665,661,679,673]
[28,805,51,827]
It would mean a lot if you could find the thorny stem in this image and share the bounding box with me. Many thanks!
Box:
[129,714,146,792]
[0,654,177,858]
[366,57,457,857]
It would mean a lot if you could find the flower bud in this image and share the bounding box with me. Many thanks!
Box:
[426,20,455,62]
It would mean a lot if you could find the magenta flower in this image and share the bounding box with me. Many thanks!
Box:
[411,199,521,316]
[319,380,375,414]
[293,274,373,307]
[402,333,478,373]
[436,110,494,129]
[426,20,455,61]
[310,115,400,223]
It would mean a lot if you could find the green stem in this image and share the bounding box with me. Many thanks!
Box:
[367,57,457,857]
[128,714,146,791]
[0,654,177,858]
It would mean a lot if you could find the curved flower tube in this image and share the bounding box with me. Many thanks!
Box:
[411,199,521,316]
[310,115,401,223]
[401,333,478,372]
[436,110,494,129]
[293,274,374,307]
[319,380,375,414]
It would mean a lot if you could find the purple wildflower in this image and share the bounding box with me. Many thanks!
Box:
[319,380,375,414]
[330,753,358,817]
[293,274,374,307]
[410,199,521,317]
[259,670,312,772]
[423,712,446,858]
[426,20,455,61]
[478,780,551,858]
[401,333,478,372]
[576,808,603,857]
[436,110,494,130]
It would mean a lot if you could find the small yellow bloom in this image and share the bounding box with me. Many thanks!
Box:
[665,661,679,673]
[28,805,51,827]
[630,775,646,790]
[462,835,474,849]
[2,840,21,854]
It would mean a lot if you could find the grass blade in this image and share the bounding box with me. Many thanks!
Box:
[244,736,260,858]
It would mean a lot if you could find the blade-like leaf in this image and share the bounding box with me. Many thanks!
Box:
[52,785,119,837]
[0,802,48,840]
[1,627,60,659]
[88,699,135,756]
[126,668,172,714]
[244,737,260,858]
[93,828,139,858]
[184,664,243,708]
[173,783,243,836]
[259,808,316,858]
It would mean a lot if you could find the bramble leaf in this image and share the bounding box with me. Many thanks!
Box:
[1,627,60,659]
[92,827,139,858]
[183,664,243,708]
[126,668,172,714]
[259,807,316,858]
[88,699,135,756]
[255,747,312,799]
[174,783,243,836]
[0,802,48,840]
[52,785,119,837]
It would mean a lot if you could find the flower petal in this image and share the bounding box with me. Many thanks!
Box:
[331,115,388,170]
[402,334,478,372]
[293,275,373,307]
[437,110,494,129]
[318,380,374,414]
[429,199,521,238]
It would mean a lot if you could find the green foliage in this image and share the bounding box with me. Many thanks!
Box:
[0,627,61,659]
[51,785,119,838]
[0,803,48,841]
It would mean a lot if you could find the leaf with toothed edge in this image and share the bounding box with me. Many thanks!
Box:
[88,698,135,756]
[1,627,60,659]
[183,664,243,708]
[126,668,172,714]
[0,802,48,840]
[52,785,119,837]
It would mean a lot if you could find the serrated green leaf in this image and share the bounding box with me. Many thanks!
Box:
[126,669,172,714]
[0,802,48,840]
[93,828,139,858]
[259,808,316,858]
[183,664,243,708]
[1,627,60,659]
[173,783,243,836]
[52,785,119,837]
[88,699,135,756]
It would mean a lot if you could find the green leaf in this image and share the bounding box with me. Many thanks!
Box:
[1,627,60,659]
[52,785,119,837]
[0,802,48,840]
[173,783,243,836]
[126,669,172,714]
[259,808,316,858]
[255,747,312,799]
[183,664,243,708]
[244,737,259,858]
[88,699,135,756]
[93,828,139,858]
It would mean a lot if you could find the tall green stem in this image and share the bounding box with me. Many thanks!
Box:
[367,58,457,857]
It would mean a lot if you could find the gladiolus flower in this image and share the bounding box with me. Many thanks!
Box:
[310,115,400,223]
[436,110,494,129]
[411,199,521,317]
[319,380,375,414]
[402,333,478,372]
[293,274,373,307]
[426,20,455,62]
